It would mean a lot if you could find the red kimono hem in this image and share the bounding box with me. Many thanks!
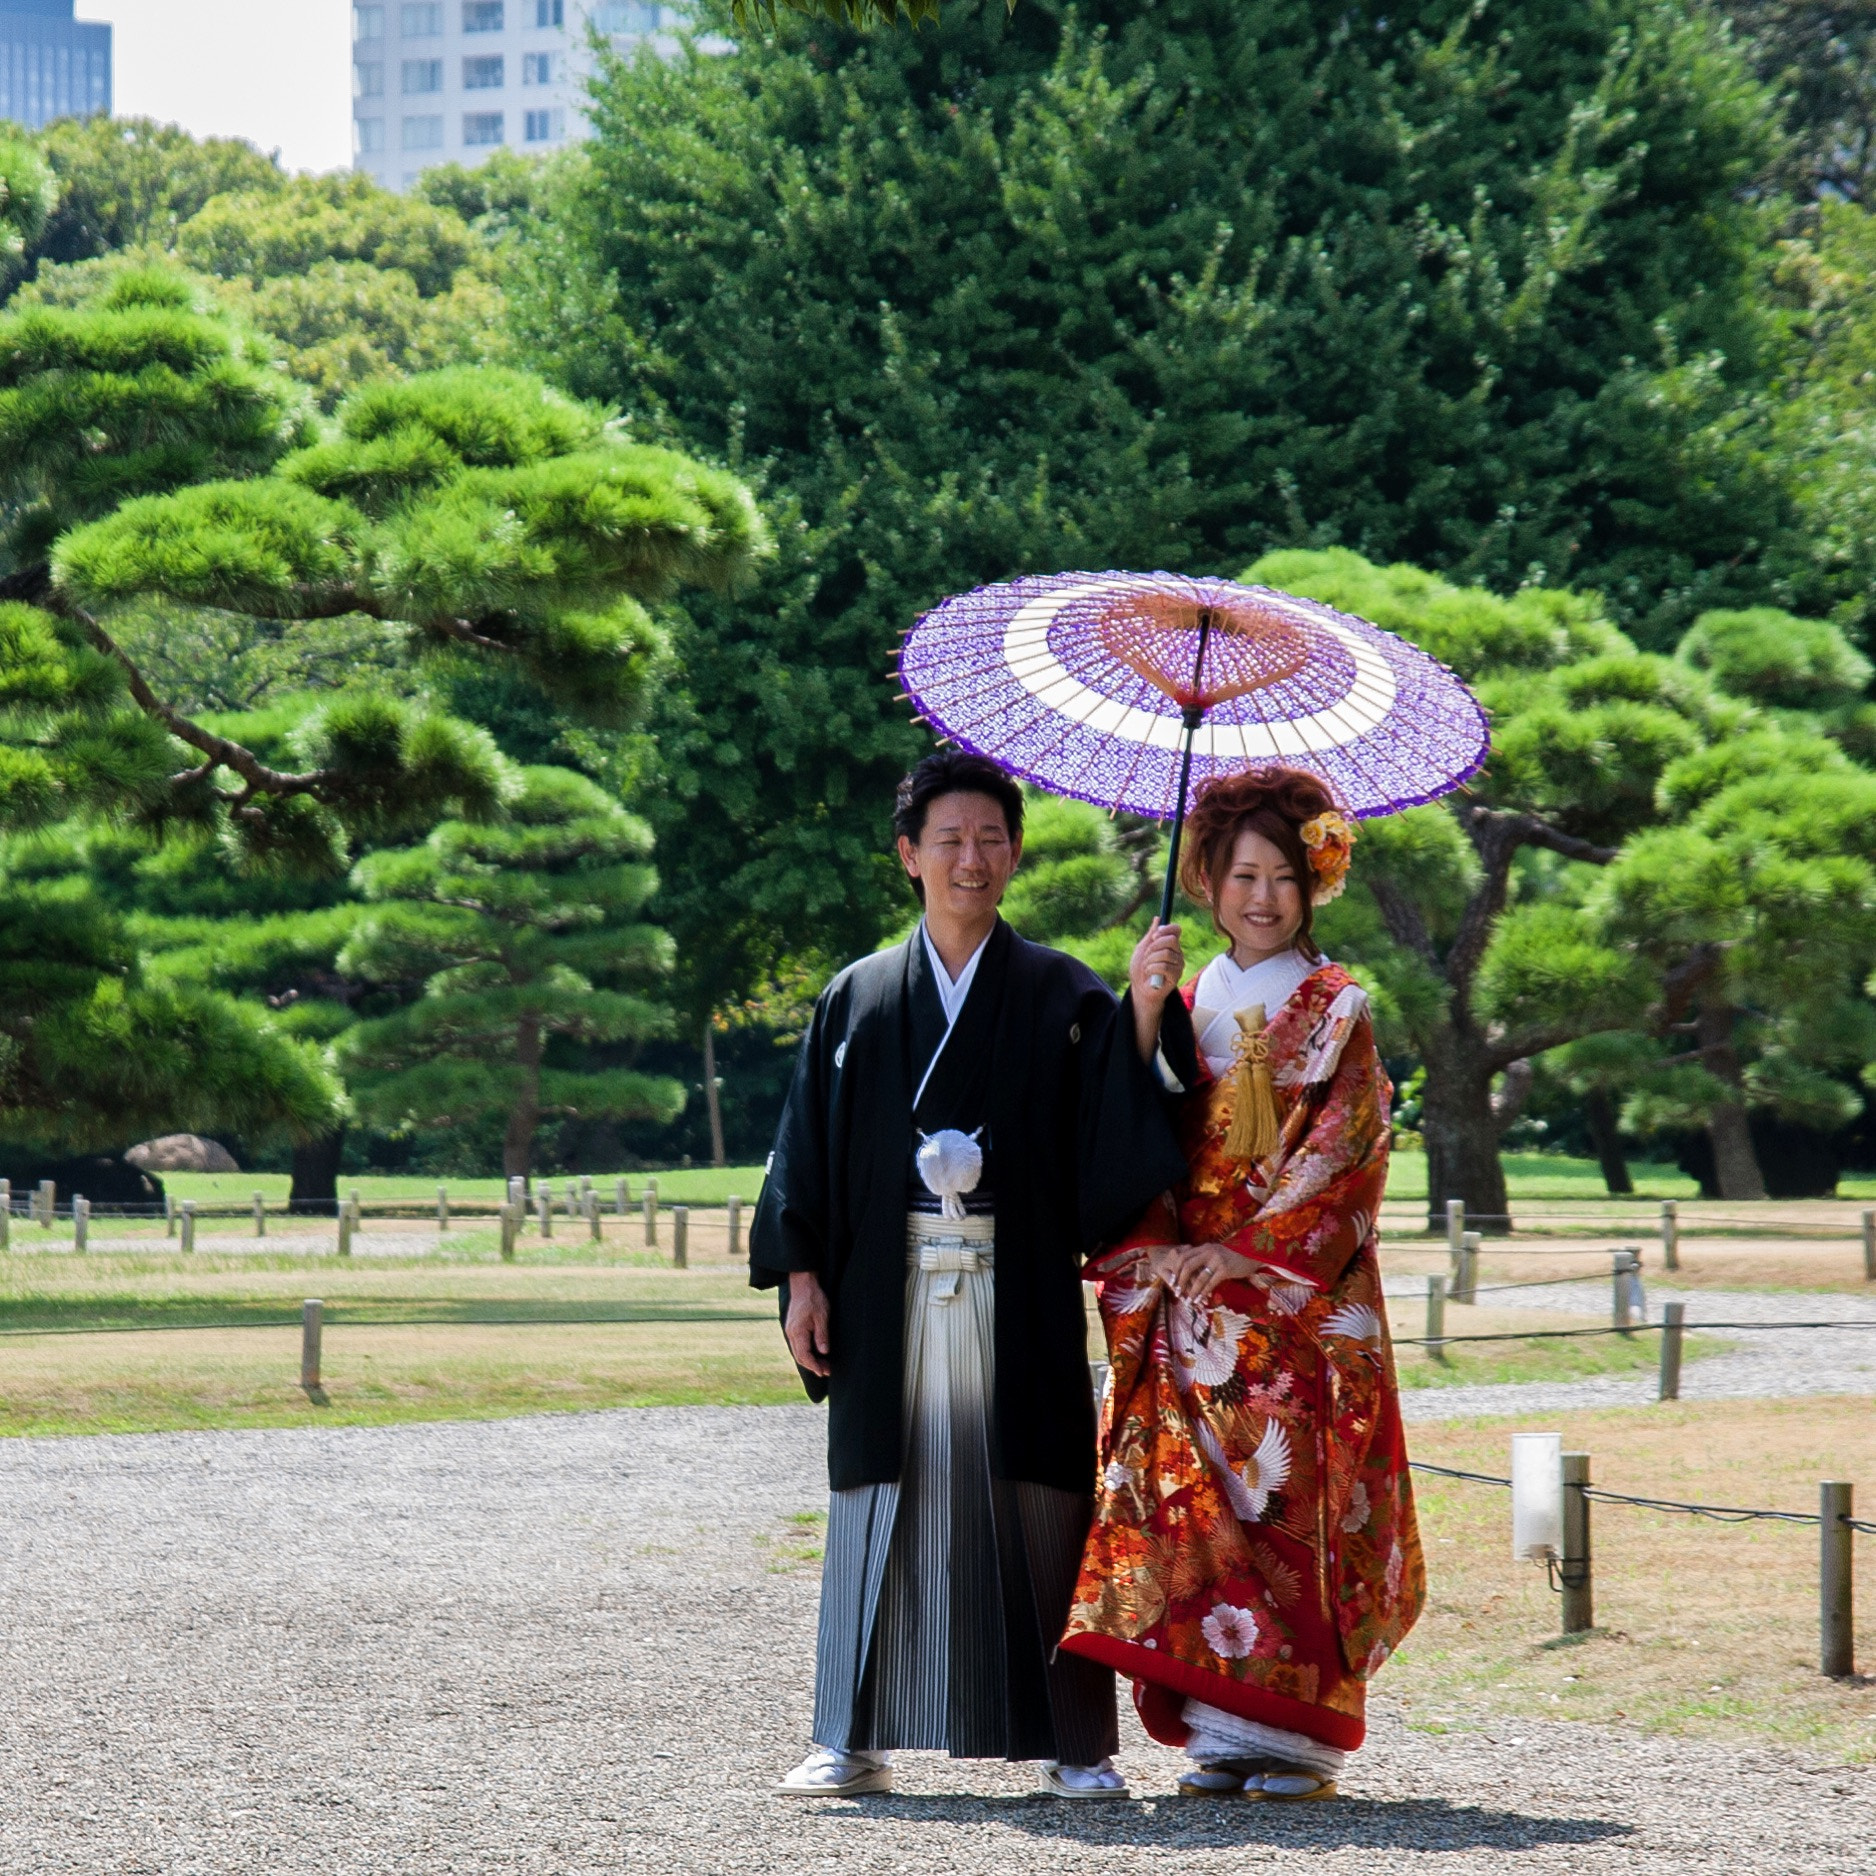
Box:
[1057,1633,1366,1752]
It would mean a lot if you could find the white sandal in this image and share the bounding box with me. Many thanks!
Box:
[773,1747,893,1797]
[1040,1758,1130,1800]
[1251,1767,1338,1802]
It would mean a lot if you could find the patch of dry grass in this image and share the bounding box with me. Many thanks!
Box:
[0,1316,805,1437]
[0,1250,1685,1438]
[1383,1235,1876,1295]
[1394,1398,1876,1760]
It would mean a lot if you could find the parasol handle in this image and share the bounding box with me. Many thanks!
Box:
[1148,609,1215,989]
[1149,704,1204,985]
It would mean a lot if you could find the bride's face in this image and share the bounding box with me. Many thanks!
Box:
[1209,827,1304,966]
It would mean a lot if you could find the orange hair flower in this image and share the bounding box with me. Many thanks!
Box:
[1298,810,1356,905]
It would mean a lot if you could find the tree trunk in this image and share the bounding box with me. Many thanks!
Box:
[1695,997,1766,1202]
[504,1015,543,1185]
[1419,1037,1513,1234]
[702,1018,726,1169]
[1582,1088,1633,1195]
[288,1129,343,1216]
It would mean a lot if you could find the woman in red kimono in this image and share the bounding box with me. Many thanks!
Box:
[1059,766,1424,1800]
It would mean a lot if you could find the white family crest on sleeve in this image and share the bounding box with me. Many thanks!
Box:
[916,1128,984,1221]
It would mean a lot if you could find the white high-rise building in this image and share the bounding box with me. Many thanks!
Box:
[351,1,674,191]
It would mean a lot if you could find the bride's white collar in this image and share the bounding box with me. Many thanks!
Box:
[1191,946,1322,1078]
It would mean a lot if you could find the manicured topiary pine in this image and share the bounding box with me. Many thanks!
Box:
[337,767,683,1178]
[0,265,765,863]
[0,194,762,1157]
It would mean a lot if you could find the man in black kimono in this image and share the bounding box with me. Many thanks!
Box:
[751,749,1186,1799]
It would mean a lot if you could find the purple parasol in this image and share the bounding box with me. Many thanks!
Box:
[898,569,1490,920]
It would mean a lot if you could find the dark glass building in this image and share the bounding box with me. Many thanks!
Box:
[0,0,110,130]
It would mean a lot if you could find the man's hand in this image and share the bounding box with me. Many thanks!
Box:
[785,1270,833,1377]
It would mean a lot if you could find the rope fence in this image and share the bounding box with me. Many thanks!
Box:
[0,1175,745,1222]
[1386,1200,1876,1280]
[0,1307,772,1339]
[1410,1451,1869,1677]
[0,1178,749,1263]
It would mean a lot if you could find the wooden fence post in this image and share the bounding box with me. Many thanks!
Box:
[180,1199,197,1254]
[301,1299,323,1394]
[1863,1209,1875,1282]
[727,1195,743,1260]
[672,1205,689,1269]
[253,1192,267,1238]
[165,1192,176,1238]
[1660,1199,1679,1273]
[1454,1231,1479,1306]
[1658,1301,1685,1401]
[1560,1451,1594,1634]
[37,1179,54,1228]
[1446,1197,1464,1256]
[1612,1249,1640,1334]
[1425,1273,1447,1363]
[586,1191,601,1242]
[499,1202,518,1262]
[536,1192,552,1238]
[437,1186,449,1232]
[73,1195,89,1252]
[615,1177,629,1217]
[643,1187,658,1248]
[0,1179,10,1250]
[336,1201,352,1259]
[1821,1481,1855,1679]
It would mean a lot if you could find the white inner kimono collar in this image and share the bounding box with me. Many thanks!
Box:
[913,919,992,1108]
[1192,946,1321,1079]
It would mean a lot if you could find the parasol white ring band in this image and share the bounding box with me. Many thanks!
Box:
[997,578,1399,757]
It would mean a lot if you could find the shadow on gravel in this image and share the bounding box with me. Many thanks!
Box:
[827,1794,1632,1850]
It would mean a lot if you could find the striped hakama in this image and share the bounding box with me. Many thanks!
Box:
[810,1209,1116,1762]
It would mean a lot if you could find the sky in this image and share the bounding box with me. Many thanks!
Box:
[87,1,355,174]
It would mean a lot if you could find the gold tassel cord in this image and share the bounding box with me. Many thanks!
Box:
[1223,1003,1280,1163]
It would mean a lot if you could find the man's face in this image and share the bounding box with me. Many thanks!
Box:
[898,790,1021,921]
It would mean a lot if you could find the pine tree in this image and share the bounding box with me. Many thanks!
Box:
[1594,617,1876,1197]
[0,822,341,1152]
[0,144,765,1153]
[337,767,681,1179]
[10,301,766,860]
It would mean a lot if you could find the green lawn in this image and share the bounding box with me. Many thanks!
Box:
[139,1151,1876,1209]
[1383,1151,1698,1202]
[154,1166,767,1206]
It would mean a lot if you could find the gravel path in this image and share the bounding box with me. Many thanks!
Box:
[1,1406,1871,1874]
[1385,1279,1876,1420]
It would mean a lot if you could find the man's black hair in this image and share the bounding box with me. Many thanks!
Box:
[892,749,1025,847]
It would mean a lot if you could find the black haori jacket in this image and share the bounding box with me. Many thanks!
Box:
[750,918,1187,1494]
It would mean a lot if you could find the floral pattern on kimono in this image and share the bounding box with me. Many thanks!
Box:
[1058,963,1425,1752]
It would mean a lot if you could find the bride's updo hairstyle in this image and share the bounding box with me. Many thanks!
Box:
[1177,766,1341,963]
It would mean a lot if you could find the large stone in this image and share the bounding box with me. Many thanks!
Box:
[125,1134,240,1174]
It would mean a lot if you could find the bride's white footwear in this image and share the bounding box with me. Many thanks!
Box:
[1253,1766,1338,1802]
[772,1747,893,1797]
[1039,1758,1130,1800]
